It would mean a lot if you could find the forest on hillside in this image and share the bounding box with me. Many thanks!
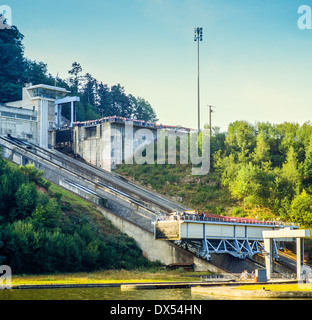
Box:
[0,26,158,122]
[0,158,155,274]
[116,121,312,228]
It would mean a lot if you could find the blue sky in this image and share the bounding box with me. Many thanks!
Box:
[4,0,312,131]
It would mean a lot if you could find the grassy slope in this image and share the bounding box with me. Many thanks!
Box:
[48,183,122,238]
[115,162,240,216]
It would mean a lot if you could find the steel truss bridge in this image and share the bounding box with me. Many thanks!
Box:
[154,214,298,261]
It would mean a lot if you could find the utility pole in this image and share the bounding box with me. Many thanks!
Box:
[194,27,203,132]
[207,105,216,137]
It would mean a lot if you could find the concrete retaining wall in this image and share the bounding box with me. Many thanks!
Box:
[97,206,225,273]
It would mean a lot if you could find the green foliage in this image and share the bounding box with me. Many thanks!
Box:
[304,150,312,183]
[67,64,158,122]
[214,121,312,223]
[0,26,26,102]
[289,190,312,226]
[14,183,38,220]
[0,159,155,274]
[0,25,157,123]
[116,120,312,227]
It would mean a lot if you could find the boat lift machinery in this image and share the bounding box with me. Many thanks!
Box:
[154,212,298,261]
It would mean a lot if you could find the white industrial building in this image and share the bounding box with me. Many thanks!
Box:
[0,83,78,148]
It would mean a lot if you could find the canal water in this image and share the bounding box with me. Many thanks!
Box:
[0,287,219,300]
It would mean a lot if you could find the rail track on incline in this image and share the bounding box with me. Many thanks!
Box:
[0,135,188,233]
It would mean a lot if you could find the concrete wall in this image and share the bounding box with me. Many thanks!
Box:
[72,121,192,172]
[1,85,71,148]
[97,206,225,273]
[72,122,158,171]
[0,105,38,144]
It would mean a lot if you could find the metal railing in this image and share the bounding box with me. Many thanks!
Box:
[156,213,299,227]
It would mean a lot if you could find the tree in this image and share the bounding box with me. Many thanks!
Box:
[276,122,304,162]
[84,103,101,120]
[289,190,312,226]
[19,164,44,184]
[228,163,272,207]
[210,127,226,161]
[280,146,302,196]
[129,95,158,122]
[32,195,62,229]
[14,183,37,220]
[24,60,55,86]
[0,26,26,102]
[304,150,312,181]
[110,84,132,118]
[252,130,271,168]
[225,121,256,163]
[97,82,113,116]
[81,73,97,106]
[0,164,24,223]
[68,62,82,94]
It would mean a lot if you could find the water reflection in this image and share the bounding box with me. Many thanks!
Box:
[0,287,218,300]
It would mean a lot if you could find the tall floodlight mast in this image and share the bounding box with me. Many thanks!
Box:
[194,27,203,132]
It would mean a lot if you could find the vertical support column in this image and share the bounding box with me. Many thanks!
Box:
[297,238,304,280]
[58,105,62,129]
[74,102,76,123]
[51,130,55,149]
[55,104,62,129]
[40,99,49,148]
[55,103,58,129]
[70,101,74,127]
[264,238,273,280]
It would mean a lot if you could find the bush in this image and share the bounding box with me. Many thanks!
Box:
[0,159,156,274]
[289,189,312,226]
[231,206,247,217]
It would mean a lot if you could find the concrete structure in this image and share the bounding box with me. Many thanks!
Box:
[1,85,196,172]
[154,213,298,261]
[97,206,224,273]
[192,285,312,299]
[262,228,310,280]
[0,103,38,143]
[0,84,79,148]
[55,96,80,129]
[72,117,193,172]
[0,135,225,273]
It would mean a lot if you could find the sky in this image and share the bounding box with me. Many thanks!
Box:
[3,0,312,131]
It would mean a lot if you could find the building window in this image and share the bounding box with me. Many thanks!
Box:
[1,111,37,121]
[29,88,66,100]
[16,114,31,120]
[1,111,15,118]
[85,126,97,139]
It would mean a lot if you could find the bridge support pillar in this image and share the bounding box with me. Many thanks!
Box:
[264,238,273,280]
[297,237,304,280]
[263,228,310,280]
